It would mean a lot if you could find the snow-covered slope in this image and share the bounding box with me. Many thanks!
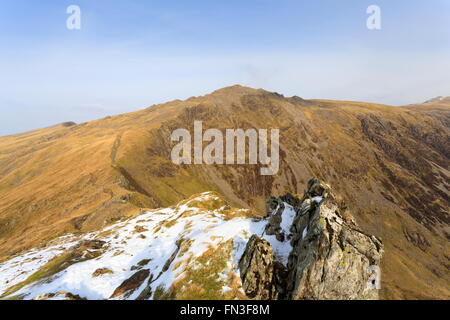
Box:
[0,192,296,300]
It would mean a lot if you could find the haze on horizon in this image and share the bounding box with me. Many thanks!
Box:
[0,0,449,135]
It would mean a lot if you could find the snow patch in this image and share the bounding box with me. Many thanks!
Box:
[0,194,299,299]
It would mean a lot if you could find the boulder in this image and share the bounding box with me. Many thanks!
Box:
[238,235,278,300]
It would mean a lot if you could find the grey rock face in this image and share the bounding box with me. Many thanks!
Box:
[266,196,283,216]
[238,235,280,300]
[287,179,383,300]
[33,291,86,300]
[265,202,286,242]
[239,178,384,300]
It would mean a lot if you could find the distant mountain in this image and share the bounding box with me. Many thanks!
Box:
[423,96,450,104]
[0,85,449,299]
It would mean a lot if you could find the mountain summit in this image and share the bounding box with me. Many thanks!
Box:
[0,85,448,299]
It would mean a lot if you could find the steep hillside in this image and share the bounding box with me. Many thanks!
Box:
[0,85,448,299]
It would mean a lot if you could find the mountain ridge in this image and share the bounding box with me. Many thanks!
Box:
[0,181,384,300]
[0,85,449,299]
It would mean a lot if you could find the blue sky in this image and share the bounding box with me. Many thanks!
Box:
[0,0,449,135]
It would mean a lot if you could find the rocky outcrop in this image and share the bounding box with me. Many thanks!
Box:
[33,291,86,300]
[266,196,283,216]
[72,240,107,260]
[92,268,114,277]
[110,269,150,298]
[238,235,279,300]
[264,203,286,242]
[240,179,384,300]
[287,179,383,300]
[265,193,301,242]
[0,186,384,301]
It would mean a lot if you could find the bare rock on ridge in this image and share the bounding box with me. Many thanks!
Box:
[240,179,384,300]
[286,179,384,300]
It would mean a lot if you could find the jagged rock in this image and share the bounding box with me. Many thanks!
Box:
[238,235,279,300]
[266,197,282,216]
[131,259,152,271]
[306,178,328,198]
[70,239,106,261]
[265,203,285,239]
[265,193,301,241]
[110,269,150,298]
[272,261,288,299]
[92,268,114,277]
[71,215,90,230]
[286,179,384,300]
[162,238,183,272]
[1,186,383,301]
[75,239,106,250]
[134,225,148,233]
[33,291,86,300]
